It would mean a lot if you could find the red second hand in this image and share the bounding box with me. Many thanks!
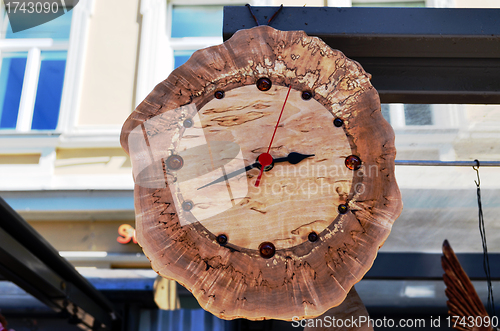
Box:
[255,85,292,187]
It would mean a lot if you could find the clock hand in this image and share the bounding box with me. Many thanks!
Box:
[197,152,314,190]
[272,152,315,165]
[197,163,257,190]
[255,85,292,187]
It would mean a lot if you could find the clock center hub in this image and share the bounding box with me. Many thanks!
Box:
[258,153,273,168]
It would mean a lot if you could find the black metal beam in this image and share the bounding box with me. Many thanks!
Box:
[223,6,500,104]
[366,252,500,280]
[0,197,121,330]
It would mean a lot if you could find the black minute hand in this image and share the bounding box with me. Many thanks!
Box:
[197,152,314,190]
[272,152,315,165]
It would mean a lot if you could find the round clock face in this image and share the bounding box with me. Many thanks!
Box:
[122,25,402,321]
[172,84,354,251]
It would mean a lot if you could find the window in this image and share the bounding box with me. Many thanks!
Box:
[381,104,435,127]
[381,103,391,123]
[0,52,26,129]
[404,104,433,125]
[0,10,72,131]
[350,0,454,9]
[352,0,425,6]
[136,1,260,105]
[169,4,225,69]
[171,5,223,38]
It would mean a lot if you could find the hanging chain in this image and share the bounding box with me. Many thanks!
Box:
[473,160,495,317]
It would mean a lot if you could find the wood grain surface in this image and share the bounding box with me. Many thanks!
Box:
[442,240,493,331]
[173,85,352,250]
[121,25,402,321]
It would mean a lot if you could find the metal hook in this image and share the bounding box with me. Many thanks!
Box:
[267,4,284,26]
[246,4,284,27]
[246,4,260,26]
[473,159,480,187]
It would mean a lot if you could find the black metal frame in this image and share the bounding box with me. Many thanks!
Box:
[366,252,500,280]
[222,5,500,281]
[0,197,121,330]
[1,8,499,330]
[223,6,500,104]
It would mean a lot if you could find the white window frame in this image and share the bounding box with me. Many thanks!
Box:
[382,103,465,130]
[135,0,270,107]
[330,0,455,7]
[351,0,426,5]
[0,0,97,191]
[383,103,466,162]
[167,2,228,69]
[383,104,435,129]
[0,38,68,132]
[0,0,94,133]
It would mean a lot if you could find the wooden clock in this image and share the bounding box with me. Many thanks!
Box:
[121,25,402,320]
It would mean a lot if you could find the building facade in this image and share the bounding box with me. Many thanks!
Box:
[1,0,499,330]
